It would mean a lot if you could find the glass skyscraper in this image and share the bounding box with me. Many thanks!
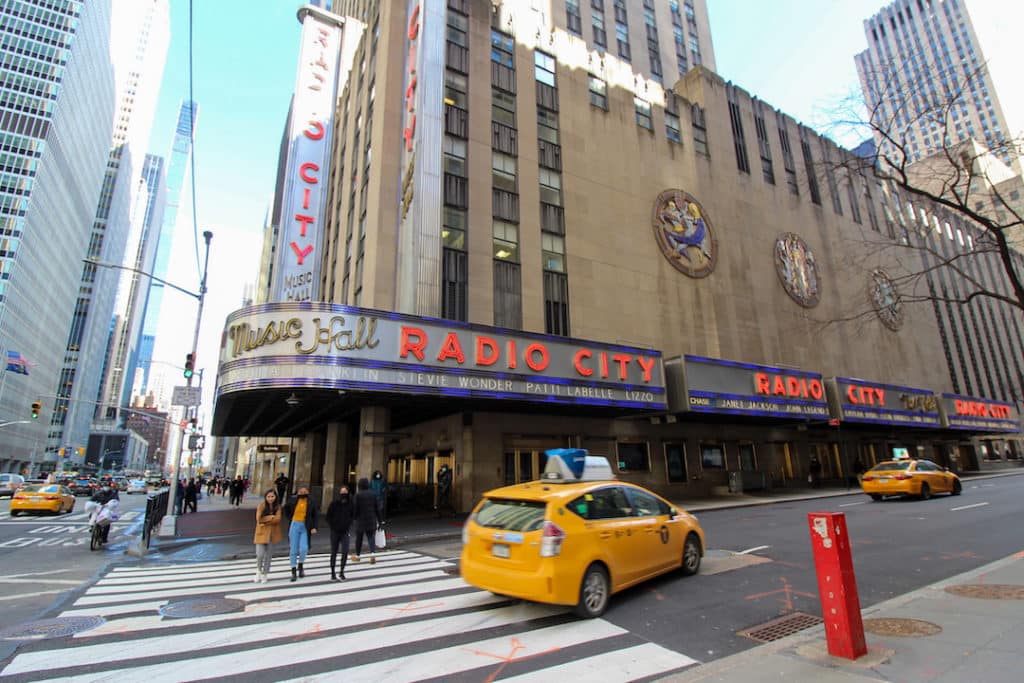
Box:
[135,100,198,401]
[0,0,116,475]
[48,0,170,466]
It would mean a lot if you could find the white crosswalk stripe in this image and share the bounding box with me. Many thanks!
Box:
[1,550,700,682]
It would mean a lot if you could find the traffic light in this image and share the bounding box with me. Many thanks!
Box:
[184,353,195,379]
[190,417,198,431]
[58,447,66,457]
[77,447,85,457]
[30,400,41,419]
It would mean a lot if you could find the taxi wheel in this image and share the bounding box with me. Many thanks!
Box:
[919,483,931,500]
[870,494,883,501]
[10,510,18,518]
[951,479,962,496]
[681,533,702,576]
[574,564,610,619]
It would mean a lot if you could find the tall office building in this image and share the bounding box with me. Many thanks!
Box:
[0,0,117,476]
[854,0,1016,171]
[134,100,198,407]
[97,153,167,426]
[49,0,169,467]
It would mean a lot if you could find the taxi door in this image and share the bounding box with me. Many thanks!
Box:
[624,486,683,579]
[580,486,639,590]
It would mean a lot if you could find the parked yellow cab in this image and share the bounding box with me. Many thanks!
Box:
[860,458,962,500]
[460,449,705,618]
[10,484,76,516]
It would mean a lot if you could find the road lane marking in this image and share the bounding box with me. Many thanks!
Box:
[0,590,68,601]
[737,545,771,555]
[950,502,989,511]
[839,501,867,507]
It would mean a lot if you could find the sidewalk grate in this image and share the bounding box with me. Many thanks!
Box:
[944,584,1024,600]
[863,617,941,637]
[737,612,823,643]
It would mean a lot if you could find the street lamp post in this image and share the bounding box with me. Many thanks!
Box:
[86,230,213,534]
[166,230,213,528]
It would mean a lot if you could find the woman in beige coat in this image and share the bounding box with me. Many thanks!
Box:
[253,489,282,583]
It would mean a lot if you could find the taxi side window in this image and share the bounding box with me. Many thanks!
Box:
[625,488,670,517]
[569,487,633,520]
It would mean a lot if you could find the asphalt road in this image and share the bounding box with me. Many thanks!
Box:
[0,491,147,659]
[396,476,1024,665]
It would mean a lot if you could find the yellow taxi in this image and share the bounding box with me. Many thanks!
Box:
[10,484,76,517]
[860,458,962,501]
[461,449,704,618]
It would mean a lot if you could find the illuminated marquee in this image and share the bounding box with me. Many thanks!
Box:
[826,378,941,427]
[676,355,829,419]
[939,393,1019,432]
[217,302,667,410]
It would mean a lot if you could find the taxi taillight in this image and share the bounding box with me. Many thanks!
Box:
[862,475,874,481]
[893,473,913,480]
[540,520,565,557]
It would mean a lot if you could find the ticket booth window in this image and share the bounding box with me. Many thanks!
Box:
[738,442,757,470]
[664,443,687,483]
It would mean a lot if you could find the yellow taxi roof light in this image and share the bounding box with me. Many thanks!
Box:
[542,448,614,483]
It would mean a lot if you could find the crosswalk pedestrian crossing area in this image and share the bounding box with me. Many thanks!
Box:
[0,510,143,524]
[0,550,701,682]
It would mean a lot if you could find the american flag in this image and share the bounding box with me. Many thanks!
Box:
[5,350,29,375]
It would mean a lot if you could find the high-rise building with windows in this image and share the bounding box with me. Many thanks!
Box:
[96,152,167,427]
[133,100,199,407]
[49,0,169,467]
[0,0,117,476]
[854,0,1016,171]
[215,0,1022,516]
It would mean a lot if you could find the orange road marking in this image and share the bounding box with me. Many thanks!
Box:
[744,576,816,612]
[462,636,562,683]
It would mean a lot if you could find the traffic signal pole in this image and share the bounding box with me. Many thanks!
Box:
[162,231,212,537]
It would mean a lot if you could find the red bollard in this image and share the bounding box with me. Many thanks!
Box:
[807,512,867,659]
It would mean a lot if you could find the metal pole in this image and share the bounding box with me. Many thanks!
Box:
[165,231,212,530]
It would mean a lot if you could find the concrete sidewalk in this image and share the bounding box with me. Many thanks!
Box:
[662,550,1024,682]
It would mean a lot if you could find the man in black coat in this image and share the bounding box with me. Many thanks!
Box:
[326,485,354,581]
[229,475,245,506]
[352,477,380,564]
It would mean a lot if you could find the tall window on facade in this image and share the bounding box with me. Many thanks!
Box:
[800,135,821,205]
[726,90,750,174]
[692,104,708,156]
[846,179,862,224]
[443,9,470,322]
[494,215,522,327]
[446,10,469,73]
[820,140,842,215]
[615,21,630,61]
[753,105,774,184]
[491,29,516,93]
[543,270,570,336]
[592,8,606,47]
[776,116,798,195]
[588,75,607,109]
[566,0,582,35]
[634,97,652,130]
[643,3,661,80]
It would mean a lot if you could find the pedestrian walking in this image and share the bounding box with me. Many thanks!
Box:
[275,473,290,503]
[351,477,380,564]
[206,479,215,497]
[221,477,228,497]
[326,485,354,581]
[253,489,282,583]
[173,479,184,515]
[809,456,823,489]
[853,457,867,483]
[185,478,198,513]
[436,464,453,516]
[283,486,319,582]
[370,470,387,522]
[229,475,245,506]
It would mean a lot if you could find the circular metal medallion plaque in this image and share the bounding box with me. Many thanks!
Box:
[774,232,820,307]
[652,189,718,278]
[869,269,903,330]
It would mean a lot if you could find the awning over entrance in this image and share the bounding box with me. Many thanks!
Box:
[212,302,668,436]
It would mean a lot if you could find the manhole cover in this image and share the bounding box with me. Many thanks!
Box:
[863,617,942,637]
[944,584,1024,600]
[159,597,246,619]
[0,616,106,641]
[737,612,823,643]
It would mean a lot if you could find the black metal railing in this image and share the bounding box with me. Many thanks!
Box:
[142,489,169,548]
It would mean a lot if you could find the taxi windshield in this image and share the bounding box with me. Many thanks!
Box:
[476,499,547,532]
[871,461,913,472]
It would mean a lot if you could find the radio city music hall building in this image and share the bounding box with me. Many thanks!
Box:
[213,1,1023,512]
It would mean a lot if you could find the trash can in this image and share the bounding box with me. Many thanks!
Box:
[727,471,743,494]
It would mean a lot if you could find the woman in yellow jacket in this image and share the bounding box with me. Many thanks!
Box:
[253,489,282,583]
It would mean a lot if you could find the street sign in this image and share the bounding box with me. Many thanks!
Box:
[171,385,202,407]
[828,418,841,427]
[257,444,289,453]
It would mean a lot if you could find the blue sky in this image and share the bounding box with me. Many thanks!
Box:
[144,0,1021,435]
